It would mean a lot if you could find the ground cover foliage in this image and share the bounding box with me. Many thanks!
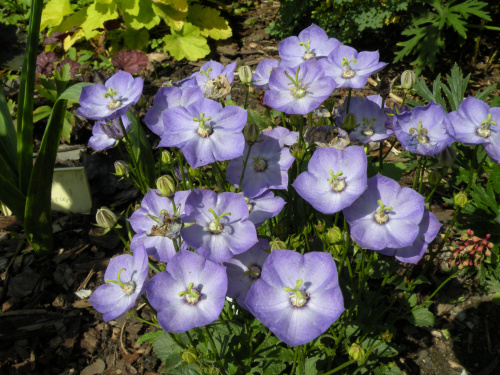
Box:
[1,1,500,374]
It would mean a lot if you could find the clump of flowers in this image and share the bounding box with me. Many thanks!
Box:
[447,229,493,270]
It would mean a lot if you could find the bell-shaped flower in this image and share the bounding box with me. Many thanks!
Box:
[448,97,500,163]
[159,97,247,168]
[128,190,191,262]
[393,102,455,156]
[378,210,441,264]
[293,146,367,214]
[264,59,337,115]
[244,190,286,227]
[343,174,425,251]
[77,70,143,120]
[279,24,340,68]
[181,189,258,263]
[88,245,148,321]
[88,115,131,151]
[263,126,299,147]
[245,250,344,347]
[226,134,295,198]
[146,250,227,333]
[192,60,237,99]
[337,97,392,143]
[319,45,387,89]
[224,238,270,309]
[252,59,281,90]
[144,86,204,137]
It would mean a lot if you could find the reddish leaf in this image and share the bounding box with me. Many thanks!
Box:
[36,51,57,75]
[112,50,148,75]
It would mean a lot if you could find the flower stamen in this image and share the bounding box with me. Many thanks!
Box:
[374,200,393,224]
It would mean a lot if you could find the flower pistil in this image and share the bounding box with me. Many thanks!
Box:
[283,279,309,307]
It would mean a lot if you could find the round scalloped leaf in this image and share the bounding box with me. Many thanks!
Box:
[162,22,210,61]
[151,2,187,31]
[120,0,161,30]
[187,4,232,40]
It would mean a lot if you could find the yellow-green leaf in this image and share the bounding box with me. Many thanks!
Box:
[152,2,187,31]
[120,0,161,30]
[81,2,119,40]
[63,29,85,51]
[187,4,231,40]
[162,22,209,61]
[55,7,87,33]
[123,28,150,51]
[152,0,188,12]
[41,0,74,30]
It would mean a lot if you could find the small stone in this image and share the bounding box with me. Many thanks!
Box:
[81,359,105,375]
[249,42,257,49]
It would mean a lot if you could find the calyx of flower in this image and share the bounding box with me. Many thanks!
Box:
[285,67,308,99]
[328,170,346,192]
[341,57,357,79]
[106,268,136,295]
[103,87,122,109]
[252,156,267,172]
[242,264,261,281]
[477,113,497,138]
[208,208,231,234]
[409,121,430,144]
[284,279,309,307]
[194,112,213,137]
[149,209,183,239]
[374,200,392,224]
[299,40,315,60]
[178,282,201,305]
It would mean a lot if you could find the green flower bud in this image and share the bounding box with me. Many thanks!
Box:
[182,348,198,364]
[401,70,416,90]
[381,330,393,343]
[348,343,365,361]
[244,122,260,143]
[437,146,456,168]
[156,175,176,197]
[317,116,330,126]
[270,238,287,250]
[161,150,172,165]
[96,207,118,230]
[238,65,253,84]
[342,113,357,131]
[302,224,311,236]
[326,226,342,245]
[315,221,326,233]
[189,167,201,178]
[291,144,306,159]
[114,160,129,177]
[454,191,468,208]
[427,170,441,186]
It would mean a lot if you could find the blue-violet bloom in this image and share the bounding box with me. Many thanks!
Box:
[252,59,281,90]
[193,60,237,99]
[245,250,344,347]
[244,190,286,227]
[88,115,131,151]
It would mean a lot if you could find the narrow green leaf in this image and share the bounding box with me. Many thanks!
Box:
[0,173,26,222]
[0,89,18,176]
[128,112,155,188]
[475,83,497,101]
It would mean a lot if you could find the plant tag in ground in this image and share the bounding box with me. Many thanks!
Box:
[51,167,92,214]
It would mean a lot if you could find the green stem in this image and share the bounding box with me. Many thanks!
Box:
[127,312,161,329]
[119,119,148,194]
[176,149,187,190]
[412,156,422,190]
[113,227,130,252]
[322,360,355,375]
[345,88,352,113]
[212,162,224,192]
[237,143,254,193]
[244,84,250,109]
[148,262,161,274]
[417,270,460,310]
[290,346,299,375]
[379,142,383,173]
[418,157,428,194]
[380,138,397,162]
[203,326,225,374]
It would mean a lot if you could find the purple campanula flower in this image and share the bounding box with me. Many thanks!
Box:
[252,59,281,90]
[263,126,299,147]
[88,115,131,151]
[293,146,367,214]
[224,238,270,309]
[319,45,387,89]
[393,102,455,156]
[338,97,392,143]
[193,60,237,99]
[146,250,227,333]
[378,210,441,264]
[88,245,148,321]
[128,190,190,262]
[159,97,247,168]
[244,190,286,227]
[226,134,295,198]
[245,250,344,347]
[384,104,411,130]
[77,70,143,120]
[264,59,337,115]
[304,125,350,150]
[448,97,500,163]
[181,189,258,263]
[343,174,425,250]
[144,86,204,137]
[279,24,340,68]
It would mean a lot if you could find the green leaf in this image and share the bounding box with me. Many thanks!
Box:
[442,64,470,111]
[475,84,497,102]
[81,2,119,40]
[127,112,155,188]
[152,2,187,31]
[0,173,26,221]
[62,110,75,143]
[120,0,161,30]
[123,27,150,50]
[493,291,500,305]
[0,88,18,175]
[187,4,232,40]
[413,275,430,285]
[408,307,435,327]
[152,332,180,362]
[165,365,201,375]
[408,294,418,307]
[40,0,74,30]
[137,330,163,345]
[162,22,210,61]
[33,105,52,123]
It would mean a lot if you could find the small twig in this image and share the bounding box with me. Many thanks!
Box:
[120,320,130,354]
[77,264,95,291]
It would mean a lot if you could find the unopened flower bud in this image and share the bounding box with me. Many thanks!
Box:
[292,240,301,248]
[315,221,326,233]
[302,224,311,236]
[161,150,172,164]
[156,175,176,197]
[96,207,118,230]
[238,65,253,84]
[342,113,357,131]
[428,170,441,186]
[114,160,129,177]
[381,330,393,343]
[348,343,365,361]
[454,191,468,208]
[291,144,306,159]
[182,348,198,364]
[460,232,470,242]
[437,146,456,168]
[401,70,416,90]
[189,167,201,178]
[326,226,342,245]
[244,122,260,143]
[485,249,492,257]
[270,238,287,250]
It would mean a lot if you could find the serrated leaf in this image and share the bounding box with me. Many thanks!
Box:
[152,2,187,31]
[152,332,179,362]
[120,0,161,30]
[414,275,430,285]
[409,307,435,327]
[153,0,188,11]
[187,4,231,40]
[62,110,74,143]
[137,330,164,345]
[475,83,497,101]
[81,2,119,40]
[123,28,150,51]
[41,0,74,30]
[162,22,210,61]
[33,105,52,123]
[442,64,470,111]
[165,365,202,375]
